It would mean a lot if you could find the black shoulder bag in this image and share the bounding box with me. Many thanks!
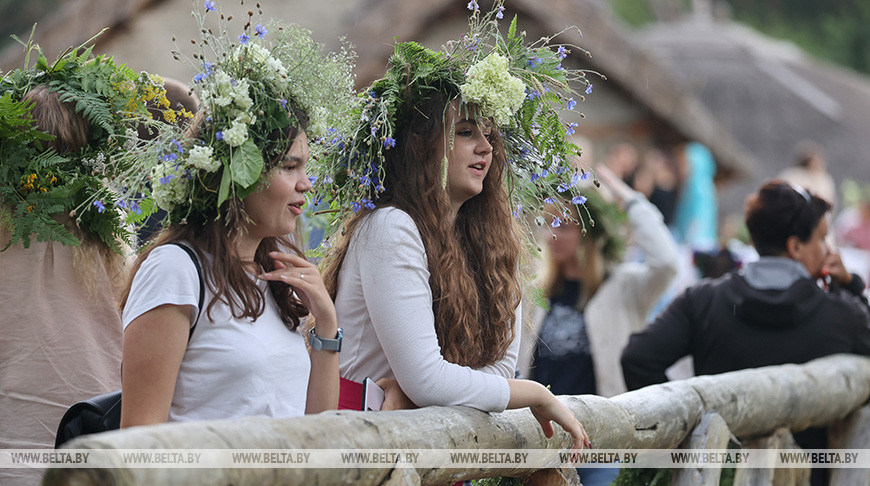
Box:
[54,242,204,448]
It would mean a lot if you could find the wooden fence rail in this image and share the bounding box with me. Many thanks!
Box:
[44,354,870,486]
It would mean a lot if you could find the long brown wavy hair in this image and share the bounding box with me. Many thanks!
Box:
[121,111,310,330]
[321,90,521,368]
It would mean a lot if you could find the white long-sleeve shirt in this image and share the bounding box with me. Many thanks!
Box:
[336,207,517,411]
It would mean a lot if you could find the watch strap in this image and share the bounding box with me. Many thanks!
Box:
[309,327,342,352]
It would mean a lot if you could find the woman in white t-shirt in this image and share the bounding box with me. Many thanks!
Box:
[119,19,354,426]
[316,15,593,449]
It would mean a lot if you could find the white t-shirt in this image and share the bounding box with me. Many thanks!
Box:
[336,207,515,411]
[123,244,310,421]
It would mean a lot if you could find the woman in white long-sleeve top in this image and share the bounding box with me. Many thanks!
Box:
[519,165,681,398]
[316,5,596,449]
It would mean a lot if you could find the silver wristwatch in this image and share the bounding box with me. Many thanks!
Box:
[309,327,342,352]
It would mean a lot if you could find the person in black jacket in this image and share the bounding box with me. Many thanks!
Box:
[621,180,870,484]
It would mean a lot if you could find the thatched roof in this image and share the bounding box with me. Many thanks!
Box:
[635,14,870,213]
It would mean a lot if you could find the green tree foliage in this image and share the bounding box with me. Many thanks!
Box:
[610,0,870,74]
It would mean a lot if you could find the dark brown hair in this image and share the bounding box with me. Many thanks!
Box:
[24,85,90,153]
[745,180,831,256]
[322,90,521,368]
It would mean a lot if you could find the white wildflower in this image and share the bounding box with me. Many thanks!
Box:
[222,120,249,147]
[187,145,219,172]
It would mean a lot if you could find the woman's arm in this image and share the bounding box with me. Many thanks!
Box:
[260,251,339,414]
[355,209,511,411]
[120,304,191,427]
[508,379,591,449]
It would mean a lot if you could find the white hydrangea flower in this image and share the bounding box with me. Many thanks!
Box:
[222,120,249,147]
[151,162,190,211]
[187,145,219,172]
[232,78,253,110]
[460,52,526,126]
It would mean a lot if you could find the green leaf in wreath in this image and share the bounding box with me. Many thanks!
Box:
[232,138,265,189]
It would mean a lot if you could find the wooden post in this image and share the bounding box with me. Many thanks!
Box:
[733,427,809,486]
[829,405,870,486]
[672,412,732,486]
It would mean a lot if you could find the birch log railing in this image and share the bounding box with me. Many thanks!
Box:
[44,354,870,486]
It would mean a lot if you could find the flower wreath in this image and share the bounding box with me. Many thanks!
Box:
[0,28,173,253]
[129,1,356,229]
[311,0,603,238]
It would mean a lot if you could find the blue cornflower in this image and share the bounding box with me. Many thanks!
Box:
[327,127,338,135]
[544,197,555,204]
[171,139,184,154]
[359,175,371,186]
[496,6,505,19]
[527,56,542,68]
[555,63,564,70]
[323,175,334,184]
[351,201,362,212]
[551,217,562,228]
[370,125,378,136]
[215,131,224,141]
[570,172,581,186]
[383,137,396,149]
[93,200,105,213]
[556,46,569,59]
[162,152,179,162]
[203,61,214,74]
[280,99,288,109]
[530,173,540,182]
[572,195,588,205]
[238,33,251,45]
[467,0,478,10]
[370,89,377,98]
[255,24,267,39]
[557,183,569,193]
[585,84,593,95]
[566,97,577,110]
[566,123,578,136]
[194,72,207,83]
[376,184,385,192]
[131,202,142,215]
[512,204,524,218]
[541,169,550,177]
[363,198,376,210]
[205,0,215,12]
[308,175,318,185]
[519,147,531,158]
[581,172,589,181]
[526,89,540,100]
[116,200,127,209]
[159,174,175,184]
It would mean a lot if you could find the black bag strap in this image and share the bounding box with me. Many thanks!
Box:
[168,242,205,340]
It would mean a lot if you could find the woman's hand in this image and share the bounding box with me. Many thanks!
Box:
[595,164,638,208]
[260,251,339,413]
[508,379,591,450]
[260,251,337,331]
[822,251,853,287]
[376,378,418,411]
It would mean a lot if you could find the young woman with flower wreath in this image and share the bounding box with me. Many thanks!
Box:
[119,5,356,425]
[316,4,595,448]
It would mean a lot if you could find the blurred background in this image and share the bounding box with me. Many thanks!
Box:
[4,0,870,276]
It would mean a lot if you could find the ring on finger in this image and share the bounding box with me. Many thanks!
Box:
[300,272,305,279]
